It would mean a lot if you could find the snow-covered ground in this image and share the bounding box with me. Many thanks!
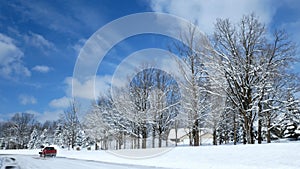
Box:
[0,155,165,169]
[1,141,299,169]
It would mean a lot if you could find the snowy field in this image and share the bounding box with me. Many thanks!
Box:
[0,141,300,169]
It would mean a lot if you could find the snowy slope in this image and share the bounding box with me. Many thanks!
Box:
[0,142,299,169]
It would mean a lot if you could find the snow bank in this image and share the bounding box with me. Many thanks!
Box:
[1,142,299,169]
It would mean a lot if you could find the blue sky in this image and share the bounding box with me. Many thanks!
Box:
[0,0,299,122]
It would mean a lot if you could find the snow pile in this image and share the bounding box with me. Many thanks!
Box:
[0,142,299,169]
[0,157,20,169]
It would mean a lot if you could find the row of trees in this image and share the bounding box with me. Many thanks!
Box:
[0,101,86,149]
[84,68,181,149]
[83,14,300,149]
[0,113,37,149]
[1,14,299,150]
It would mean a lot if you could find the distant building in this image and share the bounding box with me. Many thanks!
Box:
[168,128,213,145]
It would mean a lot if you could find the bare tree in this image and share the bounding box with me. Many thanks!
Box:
[172,25,210,146]
[84,99,112,150]
[255,29,297,143]
[10,112,36,149]
[209,14,297,144]
[148,69,180,148]
[61,99,81,149]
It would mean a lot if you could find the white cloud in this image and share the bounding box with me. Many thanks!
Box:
[25,110,62,123]
[32,65,52,73]
[49,96,71,108]
[38,110,62,123]
[65,75,112,100]
[72,38,87,54]
[111,48,187,88]
[67,49,188,101]
[150,0,277,34]
[0,33,31,79]
[19,94,37,105]
[24,32,55,50]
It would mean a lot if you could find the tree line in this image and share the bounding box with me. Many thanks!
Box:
[0,101,86,150]
[83,14,300,149]
[0,14,299,150]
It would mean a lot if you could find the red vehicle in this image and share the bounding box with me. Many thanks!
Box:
[39,146,57,157]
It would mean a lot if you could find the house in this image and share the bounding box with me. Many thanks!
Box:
[168,128,213,145]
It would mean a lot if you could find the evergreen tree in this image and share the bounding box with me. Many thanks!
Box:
[281,93,300,139]
[54,123,65,147]
[27,128,39,149]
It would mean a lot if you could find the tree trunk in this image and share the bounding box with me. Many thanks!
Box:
[115,139,118,150]
[267,114,271,143]
[193,129,199,146]
[213,129,217,145]
[142,126,147,149]
[165,134,169,147]
[244,115,255,144]
[244,116,250,144]
[250,123,255,144]
[219,132,222,145]
[233,111,237,145]
[257,119,262,144]
[132,137,135,149]
[105,139,108,150]
[137,129,140,149]
[189,128,193,146]
[193,120,200,146]
[225,131,229,144]
[175,122,178,146]
[243,126,247,145]
[152,127,155,148]
[95,139,99,150]
[119,137,122,150]
[257,101,263,144]
[158,133,162,147]
[123,133,126,149]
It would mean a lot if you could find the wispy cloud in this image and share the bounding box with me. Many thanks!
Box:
[150,0,278,34]
[19,94,37,105]
[72,38,87,54]
[49,96,70,108]
[25,109,62,123]
[11,1,105,37]
[0,33,31,80]
[38,110,62,123]
[32,65,52,73]
[65,75,112,100]
[24,32,55,50]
